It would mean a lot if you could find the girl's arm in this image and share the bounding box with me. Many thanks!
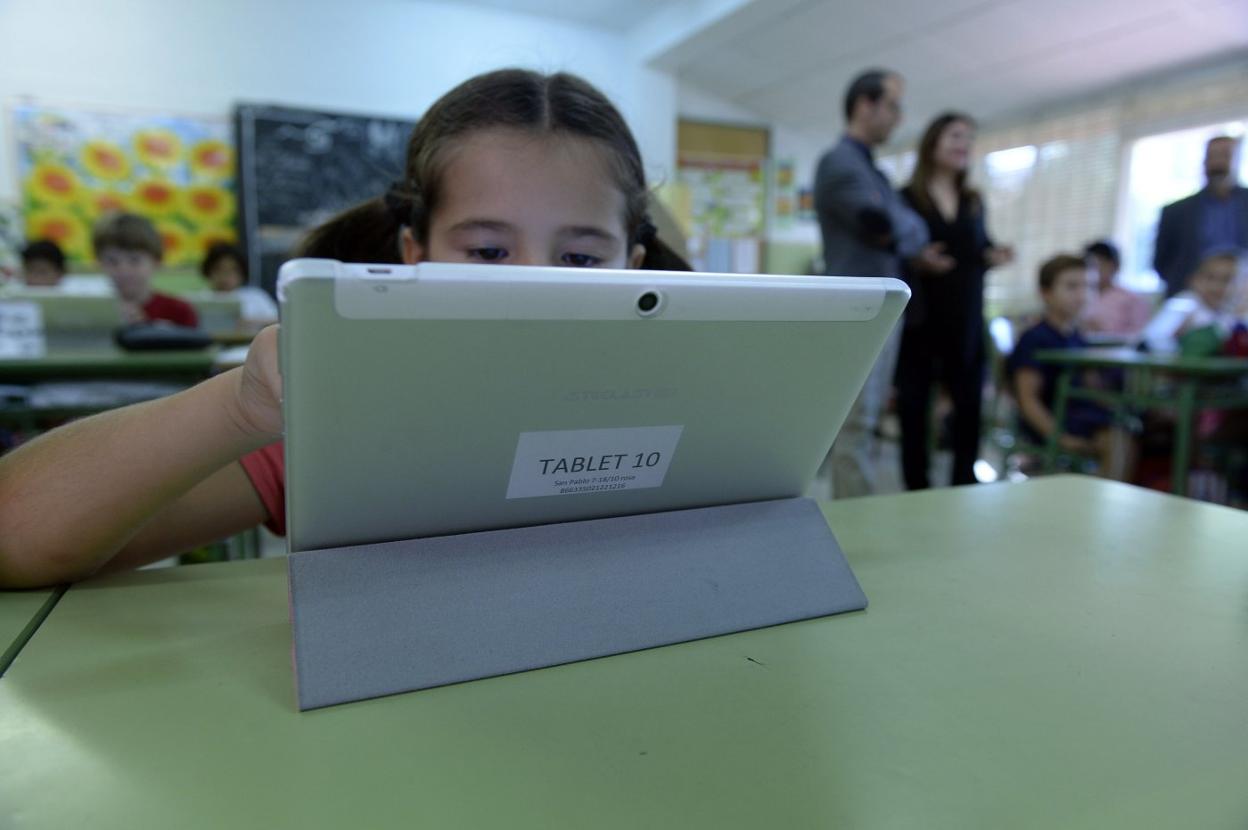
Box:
[0,327,283,588]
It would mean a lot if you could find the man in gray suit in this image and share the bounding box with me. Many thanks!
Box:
[814,69,946,498]
[1153,136,1247,297]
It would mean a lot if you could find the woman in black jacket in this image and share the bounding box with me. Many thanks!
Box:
[897,112,1013,489]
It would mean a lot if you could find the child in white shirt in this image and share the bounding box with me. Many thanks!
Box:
[1142,250,1243,355]
[200,243,278,326]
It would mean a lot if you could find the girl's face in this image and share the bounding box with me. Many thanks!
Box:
[23,259,62,287]
[207,256,245,292]
[933,120,975,173]
[1191,257,1236,310]
[402,128,645,270]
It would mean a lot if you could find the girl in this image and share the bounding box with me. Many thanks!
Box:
[0,69,687,588]
[895,112,1013,489]
[1141,249,1243,355]
[199,243,279,327]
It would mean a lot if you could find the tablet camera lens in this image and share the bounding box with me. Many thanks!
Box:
[637,291,660,315]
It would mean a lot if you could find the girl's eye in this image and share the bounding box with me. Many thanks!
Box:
[469,247,507,262]
[562,253,603,268]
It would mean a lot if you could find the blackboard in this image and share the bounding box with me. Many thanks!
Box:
[234,104,417,293]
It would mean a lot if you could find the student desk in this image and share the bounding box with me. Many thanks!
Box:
[212,330,259,347]
[0,587,61,676]
[0,348,223,429]
[1037,347,1248,494]
[0,348,219,382]
[2,477,1246,829]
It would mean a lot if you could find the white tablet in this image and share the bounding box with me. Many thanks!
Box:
[277,259,908,552]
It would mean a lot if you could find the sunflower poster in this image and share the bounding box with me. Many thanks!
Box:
[12,104,236,267]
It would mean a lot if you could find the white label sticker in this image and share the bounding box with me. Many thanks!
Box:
[506,426,683,499]
[0,301,46,358]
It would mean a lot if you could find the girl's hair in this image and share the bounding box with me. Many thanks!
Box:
[21,239,66,272]
[296,68,689,270]
[200,242,248,278]
[905,112,981,219]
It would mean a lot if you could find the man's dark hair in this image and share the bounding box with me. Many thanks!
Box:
[21,239,66,272]
[843,69,894,122]
[1083,240,1120,267]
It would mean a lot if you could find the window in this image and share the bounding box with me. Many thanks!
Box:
[973,117,1120,316]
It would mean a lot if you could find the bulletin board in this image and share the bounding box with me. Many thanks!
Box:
[675,120,770,273]
[11,103,236,267]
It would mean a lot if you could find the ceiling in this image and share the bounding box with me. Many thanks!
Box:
[453,0,1248,140]
[450,0,673,30]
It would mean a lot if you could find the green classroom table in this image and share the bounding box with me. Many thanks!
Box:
[1036,347,1248,495]
[2,476,1246,828]
[0,587,61,676]
[0,348,226,427]
[0,348,220,382]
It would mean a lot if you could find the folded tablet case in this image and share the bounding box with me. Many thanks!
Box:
[288,497,866,710]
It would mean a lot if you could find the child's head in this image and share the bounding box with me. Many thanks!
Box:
[1188,250,1239,311]
[1038,253,1091,323]
[201,243,248,292]
[1083,240,1119,290]
[92,213,162,302]
[20,240,66,287]
[301,69,686,271]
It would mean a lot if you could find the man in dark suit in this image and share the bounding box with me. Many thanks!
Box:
[1153,136,1247,297]
[813,69,946,498]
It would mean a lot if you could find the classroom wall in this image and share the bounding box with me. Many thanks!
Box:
[0,0,678,202]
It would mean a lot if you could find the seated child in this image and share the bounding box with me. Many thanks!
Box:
[1082,239,1152,338]
[1008,253,1133,480]
[93,213,198,327]
[1141,250,1244,356]
[200,243,278,326]
[20,239,66,288]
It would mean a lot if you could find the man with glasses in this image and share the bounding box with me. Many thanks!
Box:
[814,69,944,498]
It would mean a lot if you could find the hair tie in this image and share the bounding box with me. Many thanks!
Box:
[634,218,657,246]
[383,180,415,227]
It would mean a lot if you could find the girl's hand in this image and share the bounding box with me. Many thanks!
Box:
[230,325,283,438]
[985,245,1015,267]
[913,242,956,275]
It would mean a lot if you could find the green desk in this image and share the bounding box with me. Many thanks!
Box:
[0,348,221,429]
[1037,347,1248,494]
[0,587,61,676]
[212,330,259,347]
[2,477,1246,828]
[0,348,219,382]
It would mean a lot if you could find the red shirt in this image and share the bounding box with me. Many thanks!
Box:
[239,442,286,535]
[142,292,199,327]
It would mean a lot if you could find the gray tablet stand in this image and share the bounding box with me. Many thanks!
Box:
[287,497,866,710]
